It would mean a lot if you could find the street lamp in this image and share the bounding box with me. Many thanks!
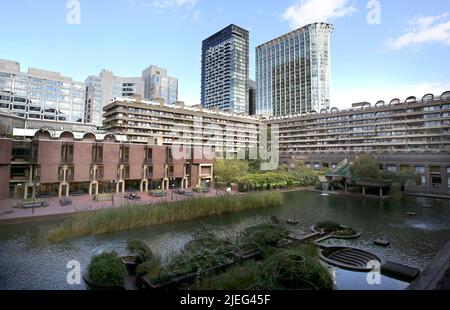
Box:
[16,183,23,207]
[111,180,117,208]
[32,182,40,214]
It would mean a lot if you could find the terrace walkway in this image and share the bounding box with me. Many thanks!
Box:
[0,189,231,224]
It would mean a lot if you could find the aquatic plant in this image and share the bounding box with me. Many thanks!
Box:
[48,191,283,243]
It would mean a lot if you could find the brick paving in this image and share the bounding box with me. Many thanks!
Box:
[0,189,232,223]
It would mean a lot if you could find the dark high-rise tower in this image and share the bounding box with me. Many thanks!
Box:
[201,24,249,114]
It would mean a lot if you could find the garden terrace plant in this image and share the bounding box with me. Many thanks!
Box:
[48,191,283,243]
[315,221,343,234]
[240,224,289,252]
[135,259,163,278]
[87,251,126,287]
[190,261,262,290]
[315,221,357,237]
[127,240,154,264]
[260,246,333,290]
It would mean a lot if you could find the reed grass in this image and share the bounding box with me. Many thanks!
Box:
[48,192,283,243]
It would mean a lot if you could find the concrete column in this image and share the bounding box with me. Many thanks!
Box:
[362,187,366,196]
[379,187,383,198]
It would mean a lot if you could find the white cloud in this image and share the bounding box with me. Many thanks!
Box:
[331,82,450,109]
[386,13,450,50]
[282,0,357,29]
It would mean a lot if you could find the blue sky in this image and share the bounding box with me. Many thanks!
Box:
[1,0,449,108]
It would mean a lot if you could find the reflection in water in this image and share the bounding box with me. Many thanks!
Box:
[0,191,449,290]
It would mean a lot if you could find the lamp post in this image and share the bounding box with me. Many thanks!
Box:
[111,180,117,208]
[16,183,23,207]
[32,182,40,214]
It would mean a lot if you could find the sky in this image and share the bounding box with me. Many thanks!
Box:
[0,0,450,109]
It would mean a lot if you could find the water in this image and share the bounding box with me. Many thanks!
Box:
[0,191,449,290]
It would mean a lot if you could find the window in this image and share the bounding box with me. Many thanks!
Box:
[447,167,450,189]
[146,147,153,163]
[120,145,129,164]
[60,143,74,163]
[387,165,398,173]
[168,165,174,177]
[33,165,41,181]
[92,145,103,163]
[415,166,426,186]
[123,166,130,179]
[147,165,153,178]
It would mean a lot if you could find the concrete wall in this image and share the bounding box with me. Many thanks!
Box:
[73,142,93,182]
[37,140,62,183]
[129,144,145,180]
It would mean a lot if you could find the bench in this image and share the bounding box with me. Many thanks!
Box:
[60,197,72,206]
[149,190,166,197]
[94,194,113,202]
[20,199,48,209]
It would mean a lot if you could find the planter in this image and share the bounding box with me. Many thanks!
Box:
[120,256,138,275]
[140,258,235,290]
[83,270,124,290]
[231,249,263,261]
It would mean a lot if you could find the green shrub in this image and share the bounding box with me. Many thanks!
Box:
[260,246,333,290]
[135,259,162,278]
[127,240,153,264]
[240,224,288,251]
[88,251,126,287]
[191,261,261,290]
[315,221,342,233]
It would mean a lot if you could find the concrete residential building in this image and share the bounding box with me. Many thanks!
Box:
[142,65,178,104]
[267,92,450,196]
[0,130,213,200]
[256,23,333,117]
[85,70,144,126]
[201,24,249,114]
[102,96,260,157]
[0,59,86,123]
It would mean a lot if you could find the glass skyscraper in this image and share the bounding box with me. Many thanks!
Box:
[142,65,178,104]
[0,59,86,123]
[256,23,333,117]
[201,24,249,114]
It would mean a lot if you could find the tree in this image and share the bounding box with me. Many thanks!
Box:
[350,155,382,181]
[214,159,249,185]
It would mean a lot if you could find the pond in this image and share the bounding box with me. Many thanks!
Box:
[0,191,449,290]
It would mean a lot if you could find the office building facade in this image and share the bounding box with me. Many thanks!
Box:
[86,70,144,126]
[142,65,178,104]
[201,24,249,114]
[0,59,86,123]
[256,23,333,117]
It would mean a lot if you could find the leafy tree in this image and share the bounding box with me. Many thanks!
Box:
[214,159,249,184]
[350,155,382,181]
